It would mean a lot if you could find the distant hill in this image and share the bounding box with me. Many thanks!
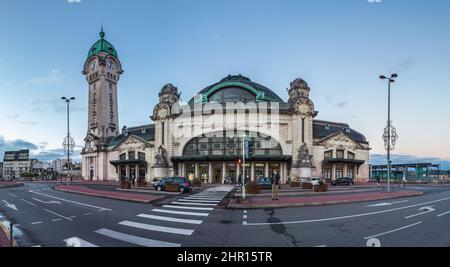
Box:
[370,154,450,170]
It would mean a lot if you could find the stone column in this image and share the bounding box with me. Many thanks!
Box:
[354,165,358,181]
[265,162,269,177]
[208,163,213,184]
[284,163,288,182]
[250,162,255,181]
[332,164,336,181]
[343,164,348,178]
[195,163,199,179]
[222,162,226,184]
[126,165,130,181]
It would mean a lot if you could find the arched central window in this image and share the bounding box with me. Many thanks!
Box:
[183,131,283,157]
[208,87,256,103]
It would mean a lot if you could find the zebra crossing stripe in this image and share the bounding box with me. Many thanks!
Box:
[171,201,217,206]
[179,199,220,203]
[95,228,181,247]
[152,208,209,217]
[119,220,194,236]
[137,214,203,225]
[162,205,214,211]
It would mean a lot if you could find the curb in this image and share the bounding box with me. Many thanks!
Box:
[116,188,181,196]
[0,222,18,247]
[54,187,165,204]
[0,183,25,189]
[227,191,424,209]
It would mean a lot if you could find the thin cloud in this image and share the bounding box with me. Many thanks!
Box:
[23,69,64,88]
[7,113,39,126]
[336,101,348,108]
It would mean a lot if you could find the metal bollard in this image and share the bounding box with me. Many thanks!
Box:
[9,222,13,247]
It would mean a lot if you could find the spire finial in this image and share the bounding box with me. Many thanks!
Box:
[99,26,105,39]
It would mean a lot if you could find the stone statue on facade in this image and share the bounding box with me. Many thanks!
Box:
[298,143,313,166]
[154,145,168,167]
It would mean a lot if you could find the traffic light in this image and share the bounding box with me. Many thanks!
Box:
[247,140,254,158]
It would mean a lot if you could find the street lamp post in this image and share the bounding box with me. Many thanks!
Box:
[380,74,398,193]
[61,97,75,184]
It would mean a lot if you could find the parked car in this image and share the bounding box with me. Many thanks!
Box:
[153,177,192,193]
[309,178,323,186]
[255,177,273,189]
[332,177,354,186]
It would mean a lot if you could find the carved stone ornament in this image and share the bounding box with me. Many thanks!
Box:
[323,133,360,150]
[298,143,313,167]
[295,97,315,115]
[154,145,169,167]
[152,103,170,121]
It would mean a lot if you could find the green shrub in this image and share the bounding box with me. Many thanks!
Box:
[192,178,202,187]
[120,180,131,189]
[246,181,261,194]
[301,182,313,189]
[313,183,328,192]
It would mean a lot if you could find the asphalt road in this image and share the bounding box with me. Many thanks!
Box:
[1,183,450,247]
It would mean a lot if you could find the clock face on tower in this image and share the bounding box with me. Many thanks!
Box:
[108,60,115,71]
[90,60,96,71]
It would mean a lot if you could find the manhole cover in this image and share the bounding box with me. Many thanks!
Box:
[220,220,233,224]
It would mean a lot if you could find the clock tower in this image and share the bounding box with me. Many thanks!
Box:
[82,28,123,141]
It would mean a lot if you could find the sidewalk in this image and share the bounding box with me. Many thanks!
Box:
[228,190,423,209]
[55,185,166,203]
[0,182,24,188]
[0,223,11,247]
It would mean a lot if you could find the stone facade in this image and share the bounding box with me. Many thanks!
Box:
[81,31,370,183]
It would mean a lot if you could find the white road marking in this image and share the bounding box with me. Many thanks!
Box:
[364,221,423,239]
[405,207,436,219]
[8,193,18,198]
[95,228,181,247]
[243,210,247,214]
[245,196,450,226]
[64,237,98,247]
[179,199,220,203]
[52,219,63,222]
[437,211,450,217]
[185,196,223,200]
[137,214,203,225]
[152,208,209,217]
[243,215,248,219]
[43,209,73,221]
[162,205,214,211]
[366,200,409,207]
[32,198,61,204]
[29,190,112,211]
[21,199,37,206]
[32,245,42,247]
[84,213,92,216]
[171,201,217,206]
[119,220,194,236]
[314,245,327,247]
[2,200,18,211]
[31,221,43,225]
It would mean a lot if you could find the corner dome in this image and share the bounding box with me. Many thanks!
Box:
[290,78,309,90]
[160,83,179,96]
[87,28,118,59]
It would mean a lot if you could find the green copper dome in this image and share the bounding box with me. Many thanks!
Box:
[87,28,118,59]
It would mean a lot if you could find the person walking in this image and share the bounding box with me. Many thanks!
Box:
[376,176,380,186]
[402,176,407,188]
[271,170,280,201]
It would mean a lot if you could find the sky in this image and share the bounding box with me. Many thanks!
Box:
[0,0,449,168]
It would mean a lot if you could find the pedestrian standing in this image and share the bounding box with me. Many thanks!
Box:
[271,170,280,201]
[376,176,380,186]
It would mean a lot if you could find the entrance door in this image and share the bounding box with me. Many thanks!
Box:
[212,163,222,184]
[120,165,126,180]
[226,163,236,184]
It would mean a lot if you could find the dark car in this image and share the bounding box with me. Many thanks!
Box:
[255,177,273,189]
[332,177,354,186]
[153,177,192,193]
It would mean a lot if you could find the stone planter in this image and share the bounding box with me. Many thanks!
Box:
[165,184,179,192]
[120,180,131,189]
[301,182,313,189]
[290,181,300,187]
[313,184,328,192]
